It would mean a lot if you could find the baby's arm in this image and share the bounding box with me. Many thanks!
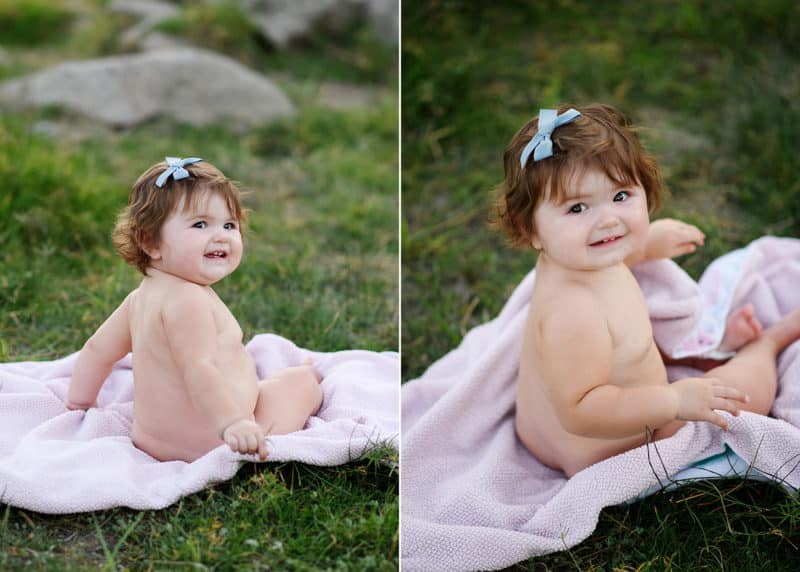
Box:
[67,293,134,409]
[625,218,705,267]
[162,285,267,460]
[538,291,746,438]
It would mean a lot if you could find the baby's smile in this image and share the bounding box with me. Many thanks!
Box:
[204,249,228,259]
[589,233,626,248]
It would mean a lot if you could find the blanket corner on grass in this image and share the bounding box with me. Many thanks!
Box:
[0,333,398,514]
[401,236,800,571]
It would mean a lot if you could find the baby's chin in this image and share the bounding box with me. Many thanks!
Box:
[164,265,238,286]
[197,268,237,285]
[558,250,629,271]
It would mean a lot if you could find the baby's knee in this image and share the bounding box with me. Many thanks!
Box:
[291,366,323,411]
[301,363,323,385]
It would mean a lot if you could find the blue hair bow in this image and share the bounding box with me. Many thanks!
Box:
[155,156,204,188]
[519,108,581,167]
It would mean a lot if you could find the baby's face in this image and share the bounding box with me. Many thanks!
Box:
[147,191,243,285]
[531,167,649,270]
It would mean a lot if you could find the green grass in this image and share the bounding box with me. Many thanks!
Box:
[1,102,398,358]
[507,479,800,571]
[0,454,398,570]
[0,0,72,46]
[1,4,398,568]
[402,0,800,568]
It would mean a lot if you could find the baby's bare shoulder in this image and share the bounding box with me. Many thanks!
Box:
[157,282,212,319]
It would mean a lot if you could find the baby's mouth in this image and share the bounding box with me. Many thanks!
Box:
[204,250,228,259]
[590,234,624,247]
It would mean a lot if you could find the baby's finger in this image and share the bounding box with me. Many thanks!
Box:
[245,433,258,453]
[225,434,239,452]
[682,234,704,248]
[712,384,749,403]
[705,411,729,431]
[683,223,705,239]
[257,437,268,461]
[710,397,740,416]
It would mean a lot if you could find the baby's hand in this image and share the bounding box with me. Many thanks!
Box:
[670,376,749,430]
[645,218,705,260]
[222,419,268,461]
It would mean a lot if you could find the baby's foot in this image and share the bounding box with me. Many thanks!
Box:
[719,304,762,352]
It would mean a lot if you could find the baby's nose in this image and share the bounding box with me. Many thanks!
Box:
[596,213,619,229]
[211,228,229,241]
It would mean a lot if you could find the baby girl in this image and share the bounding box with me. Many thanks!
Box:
[493,105,800,477]
[67,157,323,462]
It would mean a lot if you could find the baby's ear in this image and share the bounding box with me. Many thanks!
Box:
[136,230,161,260]
[530,232,542,250]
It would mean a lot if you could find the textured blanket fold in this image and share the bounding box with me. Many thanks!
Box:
[401,236,800,571]
[0,334,398,514]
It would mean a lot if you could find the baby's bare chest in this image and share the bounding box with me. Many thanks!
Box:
[602,286,665,386]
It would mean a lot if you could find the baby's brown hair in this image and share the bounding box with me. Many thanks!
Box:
[113,159,246,274]
[492,103,664,248]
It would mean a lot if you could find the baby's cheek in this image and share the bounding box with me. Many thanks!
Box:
[630,206,650,238]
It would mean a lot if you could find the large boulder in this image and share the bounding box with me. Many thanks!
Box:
[241,0,356,48]
[0,48,295,128]
[239,0,397,48]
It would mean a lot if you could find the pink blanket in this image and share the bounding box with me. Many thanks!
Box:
[401,236,800,571]
[0,334,398,514]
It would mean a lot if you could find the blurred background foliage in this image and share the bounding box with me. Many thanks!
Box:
[403,0,799,378]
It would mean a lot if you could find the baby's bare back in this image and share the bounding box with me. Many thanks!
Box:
[516,265,673,476]
[128,277,259,461]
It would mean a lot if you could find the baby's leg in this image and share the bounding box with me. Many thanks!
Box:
[254,361,323,435]
[702,309,800,416]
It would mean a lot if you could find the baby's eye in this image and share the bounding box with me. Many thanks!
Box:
[568,203,587,214]
[613,191,630,202]
[224,222,237,230]
[192,221,207,229]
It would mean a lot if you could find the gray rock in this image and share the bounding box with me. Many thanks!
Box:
[365,0,397,45]
[109,0,178,19]
[109,0,180,48]
[242,0,353,48]
[0,48,295,128]
[138,31,193,52]
[239,0,396,48]
[30,120,64,139]
[108,0,397,52]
